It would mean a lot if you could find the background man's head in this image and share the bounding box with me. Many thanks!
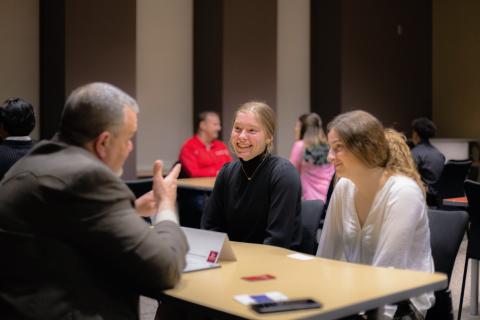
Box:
[58,82,139,175]
[0,97,36,139]
[196,111,221,143]
[411,117,437,145]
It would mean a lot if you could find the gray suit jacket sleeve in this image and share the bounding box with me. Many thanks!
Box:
[56,165,188,295]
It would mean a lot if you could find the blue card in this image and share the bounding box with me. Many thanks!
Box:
[251,294,273,304]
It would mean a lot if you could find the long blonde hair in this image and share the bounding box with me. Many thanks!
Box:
[384,128,426,196]
[303,113,327,148]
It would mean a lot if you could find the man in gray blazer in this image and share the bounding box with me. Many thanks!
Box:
[0,83,188,319]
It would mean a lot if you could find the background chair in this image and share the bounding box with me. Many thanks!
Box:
[458,180,480,320]
[319,175,335,230]
[177,188,210,229]
[425,209,468,320]
[124,178,153,198]
[435,159,471,208]
[298,199,324,255]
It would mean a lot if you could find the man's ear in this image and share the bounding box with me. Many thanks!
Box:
[93,131,111,160]
[199,120,206,131]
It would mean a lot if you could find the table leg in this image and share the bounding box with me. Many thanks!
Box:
[471,259,479,315]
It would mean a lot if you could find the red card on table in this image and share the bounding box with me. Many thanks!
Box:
[241,274,276,281]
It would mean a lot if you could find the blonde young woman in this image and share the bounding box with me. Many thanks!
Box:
[289,113,335,201]
[317,111,434,319]
[202,101,302,249]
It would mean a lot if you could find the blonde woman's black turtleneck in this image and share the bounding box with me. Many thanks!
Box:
[201,153,302,250]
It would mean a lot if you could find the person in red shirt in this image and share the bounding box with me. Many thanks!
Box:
[179,111,232,177]
[177,111,232,228]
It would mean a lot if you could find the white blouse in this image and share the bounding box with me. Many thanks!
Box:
[317,175,435,318]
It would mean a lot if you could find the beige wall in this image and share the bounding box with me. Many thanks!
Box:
[276,0,310,159]
[0,0,39,139]
[433,0,480,139]
[136,0,193,172]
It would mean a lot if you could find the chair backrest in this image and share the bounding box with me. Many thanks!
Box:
[465,179,480,259]
[124,178,153,198]
[428,209,468,284]
[299,199,324,255]
[436,160,472,202]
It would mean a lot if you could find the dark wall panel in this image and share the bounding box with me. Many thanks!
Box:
[341,0,432,132]
[222,0,277,141]
[311,0,342,125]
[311,0,432,133]
[40,0,65,139]
[194,0,223,134]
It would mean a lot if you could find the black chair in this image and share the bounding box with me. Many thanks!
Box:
[458,180,480,320]
[319,175,336,229]
[298,199,324,255]
[177,188,209,229]
[425,209,468,320]
[124,178,153,198]
[435,159,471,208]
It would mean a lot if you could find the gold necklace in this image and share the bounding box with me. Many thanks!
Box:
[240,155,268,181]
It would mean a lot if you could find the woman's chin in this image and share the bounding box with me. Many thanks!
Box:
[237,153,252,161]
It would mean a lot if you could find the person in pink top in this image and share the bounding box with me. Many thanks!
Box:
[289,113,335,201]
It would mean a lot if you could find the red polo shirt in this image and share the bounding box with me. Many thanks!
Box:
[179,135,232,177]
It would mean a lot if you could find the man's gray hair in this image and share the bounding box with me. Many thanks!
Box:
[58,82,139,146]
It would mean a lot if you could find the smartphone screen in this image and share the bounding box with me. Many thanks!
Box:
[251,299,322,313]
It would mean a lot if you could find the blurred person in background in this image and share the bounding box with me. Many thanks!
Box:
[289,113,334,201]
[0,97,36,180]
[411,117,445,206]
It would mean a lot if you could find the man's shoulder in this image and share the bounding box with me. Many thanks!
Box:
[8,140,112,183]
[184,135,200,145]
[411,143,430,157]
[211,139,228,149]
[412,143,425,152]
[180,135,201,150]
[413,142,444,159]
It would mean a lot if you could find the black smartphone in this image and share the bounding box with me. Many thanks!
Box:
[250,299,322,314]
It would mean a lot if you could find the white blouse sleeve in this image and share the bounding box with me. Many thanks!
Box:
[376,179,434,318]
[372,180,427,269]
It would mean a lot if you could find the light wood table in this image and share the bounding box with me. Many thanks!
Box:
[177,177,216,192]
[161,242,447,319]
